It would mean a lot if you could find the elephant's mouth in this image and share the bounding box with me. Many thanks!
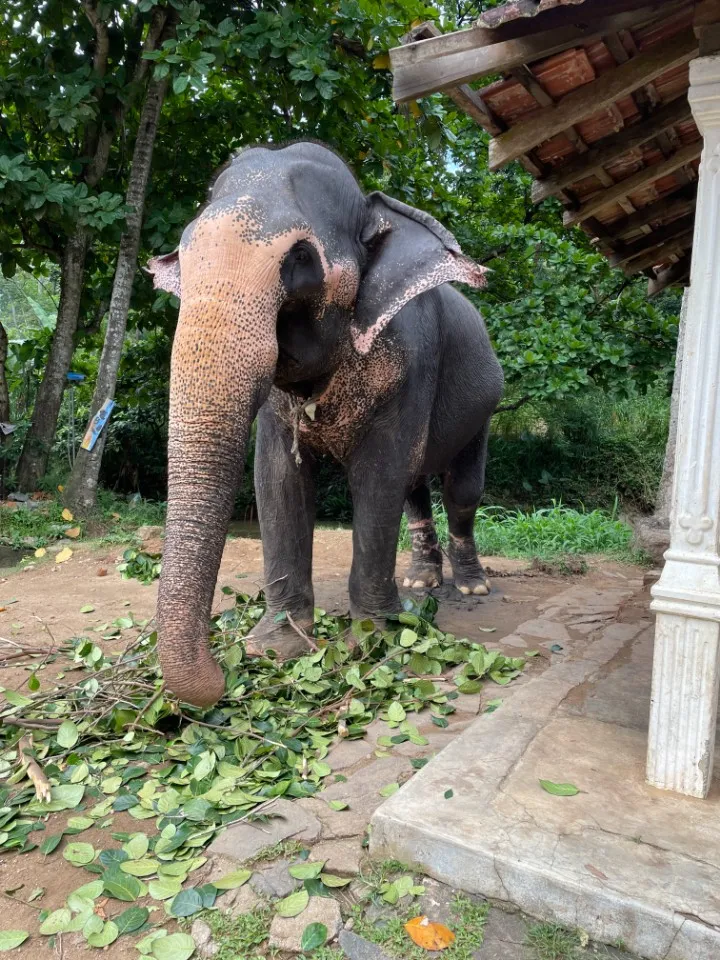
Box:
[273,296,330,393]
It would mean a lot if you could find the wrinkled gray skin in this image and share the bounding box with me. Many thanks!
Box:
[148,141,503,707]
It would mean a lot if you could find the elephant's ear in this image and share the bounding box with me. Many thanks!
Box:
[351,192,488,355]
[146,249,181,298]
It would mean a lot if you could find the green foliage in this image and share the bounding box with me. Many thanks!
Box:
[399,502,635,561]
[525,922,585,960]
[117,548,162,584]
[0,592,525,859]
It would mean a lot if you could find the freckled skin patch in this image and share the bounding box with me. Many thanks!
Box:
[148,140,503,707]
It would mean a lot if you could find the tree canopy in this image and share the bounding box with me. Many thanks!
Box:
[0,0,681,501]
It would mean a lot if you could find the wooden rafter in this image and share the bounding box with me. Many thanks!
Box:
[531,96,692,203]
[488,29,698,170]
[647,253,691,295]
[392,6,688,103]
[563,140,702,225]
[609,213,695,265]
[609,183,697,239]
[623,227,694,273]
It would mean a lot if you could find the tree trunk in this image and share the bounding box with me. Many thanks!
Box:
[656,285,689,521]
[15,226,89,491]
[66,76,169,513]
[0,322,10,427]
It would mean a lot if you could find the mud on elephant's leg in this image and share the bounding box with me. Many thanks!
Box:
[444,424,492,597]
[246,404,316,659]
[403,479,443,590]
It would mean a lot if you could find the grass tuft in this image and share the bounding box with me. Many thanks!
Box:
[526,922,584,959]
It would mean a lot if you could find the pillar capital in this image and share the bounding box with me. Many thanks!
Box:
[690,55,720,134]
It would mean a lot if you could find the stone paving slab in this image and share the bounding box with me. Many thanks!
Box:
[370,603,720,960]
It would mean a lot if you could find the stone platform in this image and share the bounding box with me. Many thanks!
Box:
[370,579,720,960]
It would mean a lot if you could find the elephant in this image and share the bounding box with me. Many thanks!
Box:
[148,140,504,707]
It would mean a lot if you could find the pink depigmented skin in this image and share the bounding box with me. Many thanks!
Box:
[351,253,488,354]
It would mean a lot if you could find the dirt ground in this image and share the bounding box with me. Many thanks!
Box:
[0,531,646,958]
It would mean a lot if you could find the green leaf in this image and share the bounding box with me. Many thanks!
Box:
[168,888,203,917]
[67,816,93,830]
[57,719,79,748]
[80,604,95,614]
[137,929,168,955]
[148,876,182,900]
[0,932,28,952]
[123,832,149,860]
[319,873,351,887]
[300,922,327,951]
[73,880,104,900]
[387,702,405,723]
[120,857,159,876]
[213,869,251,890]
[63,841,95,865]
[102,865,142,902]
[288,861,323,880]
[327,799,348,811]
[379,782,399,798]
[444,789,454,799]
[114,906,149,935]
[39,833,63,855]
[539,779,580,797]
[182,798,212,821]
[151,932,196,960]
[86,920,119,947]
[275,888,309,918]
[39,908,72,935]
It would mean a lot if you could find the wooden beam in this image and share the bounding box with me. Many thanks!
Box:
[623,228,694,273]
[391,6,684,102]
[609,213,695,265]
[531,95,691,202]
[391,1,686,70]
[609,183,697,239]
[488,29,698,171]
[647,253,691,296]
[563,140,702,225]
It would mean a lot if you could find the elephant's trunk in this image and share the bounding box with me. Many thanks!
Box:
[157,243,281,706]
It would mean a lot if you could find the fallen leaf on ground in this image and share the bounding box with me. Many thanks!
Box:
[97,568,108,577]
[585,863,608,881]
[405,915,456,950]
[539,779,580,797]
[62,508,73,521]
[55,547,73,564]
[34,548,46,558]
[65,526,81,539]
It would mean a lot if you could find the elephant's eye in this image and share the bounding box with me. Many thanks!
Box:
[281,241,323,300]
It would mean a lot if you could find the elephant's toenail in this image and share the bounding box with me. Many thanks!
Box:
[458,585,471,595]
[473,584,489,595]
[412,579,426,590]
[403,577,412,588]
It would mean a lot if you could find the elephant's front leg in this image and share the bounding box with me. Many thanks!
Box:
[246,403,316,658]
[347,426,415,622]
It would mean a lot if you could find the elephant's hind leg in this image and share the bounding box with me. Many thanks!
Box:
[403,479,443,590]
[444,422,491,597]
[246,403,316,659]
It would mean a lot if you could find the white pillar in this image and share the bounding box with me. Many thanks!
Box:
[648,55,720,798]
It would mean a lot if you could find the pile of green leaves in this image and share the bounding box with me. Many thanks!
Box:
[0,592,524,950]
[118,548,163,584]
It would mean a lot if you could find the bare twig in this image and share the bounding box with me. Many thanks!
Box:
[286,612,319,652]
[125,682,165,733]
[18,735,52,802]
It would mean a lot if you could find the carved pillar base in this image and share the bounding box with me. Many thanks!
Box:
[647,55,720,798]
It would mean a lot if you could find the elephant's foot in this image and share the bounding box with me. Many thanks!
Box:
[448,534,491,597]
[245,612,315,660]
[402,561,443,591]
[404,522,443,591]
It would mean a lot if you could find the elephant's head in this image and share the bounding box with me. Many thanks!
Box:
[148,141,487,706]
